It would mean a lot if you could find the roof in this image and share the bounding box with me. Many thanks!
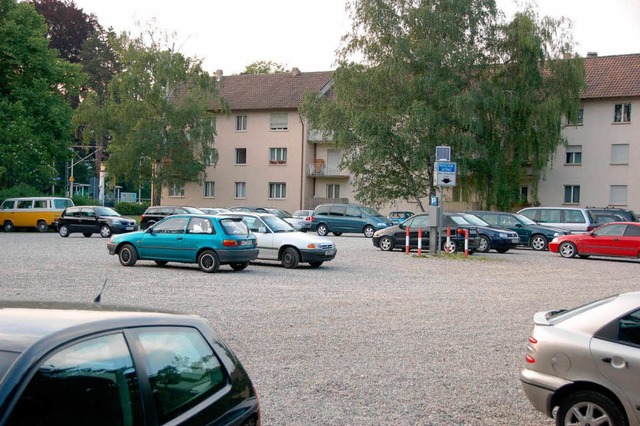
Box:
[214,70,333,111]
[583,53,640,99]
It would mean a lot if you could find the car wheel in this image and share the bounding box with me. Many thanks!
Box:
[36,220,48,233]
[230,262,249,271]
[155,260,168,266]
[477,235,491,253]
[530,234,548,251]
[363,226,375,238]
[58,224,70,237]
[316,223,329,236]
[333,232,343,236]
[379,236,394,251]
[281,247,300,269]
[556,391,627,426]
[442,240,458,254]
[99,224,112,238]
[82,233,92,238]
[496,248,509,254]
[118,244,138,267]
[559,241,577,258]
[198,250,220,273]
[309,261,323,268]
[4,221,15,232]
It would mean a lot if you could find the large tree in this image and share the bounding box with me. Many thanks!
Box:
[74,28,219,205]
[303,0,584,211]
[0,0,83,192]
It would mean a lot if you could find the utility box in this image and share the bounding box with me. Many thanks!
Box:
[429,205,440,253]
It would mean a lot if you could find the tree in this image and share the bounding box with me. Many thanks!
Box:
[242,60,288,74]
[0,0,83,192]
[74,28,219,205]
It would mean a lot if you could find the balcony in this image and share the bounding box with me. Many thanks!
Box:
[307,162,349,179]
[307,129,334,143]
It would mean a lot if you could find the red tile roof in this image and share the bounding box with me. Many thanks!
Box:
[583,53,640,99]
[215,70,333,111]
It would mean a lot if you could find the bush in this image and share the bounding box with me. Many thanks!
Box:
[0,184,42,204]
[71,195,99,206]
[115,202,149,216]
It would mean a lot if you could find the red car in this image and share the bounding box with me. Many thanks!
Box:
[549,222,640,259]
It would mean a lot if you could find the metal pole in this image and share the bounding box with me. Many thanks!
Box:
[438,185,444,253]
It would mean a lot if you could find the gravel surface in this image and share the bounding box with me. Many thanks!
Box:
[1,232,638,425]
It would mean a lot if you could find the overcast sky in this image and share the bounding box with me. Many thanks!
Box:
[71,0,640,75]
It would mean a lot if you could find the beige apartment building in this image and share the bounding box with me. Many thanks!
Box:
[166,54,639,215]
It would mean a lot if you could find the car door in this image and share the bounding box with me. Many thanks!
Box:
[582,224,627,256]
[500,214,531,245]
[243,216,276,260]
[139,216,189,260]
[183,217,215,261]
[329,205,348,232]
[80,208,100,234]
[345,206,365,233]
[62,207,82,232]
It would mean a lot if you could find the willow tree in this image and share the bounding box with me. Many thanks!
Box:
[75,28,219,205]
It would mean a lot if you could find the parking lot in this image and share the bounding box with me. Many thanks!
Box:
[1,232,638,425]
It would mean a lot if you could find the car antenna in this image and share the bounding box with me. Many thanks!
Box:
[94,278,108,303]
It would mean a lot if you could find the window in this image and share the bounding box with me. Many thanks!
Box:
[268,182,286,199]
[235,115,247,131]
[327,184,340,199]
[564,186,580,204]
[17,200,32,209]
[203,181,215,198]
[567,108,584,125]
[205,149,217,166]
[565,145,582,165]
[564,210,586,224]
[187,217,213,234]
[7,333,143,425]
[270,112,288,131]
[234,182,246,199]
[235,148,247,165]
[520,186,529,203]
[614,103,631,123]
[610,185,628,205]
[618,310,640,346]
[168,183,184,197]
[269,148,287,164]
[611,144,629,164]
[154,216,188,234]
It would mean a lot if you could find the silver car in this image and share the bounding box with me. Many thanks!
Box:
[520,292,640,426]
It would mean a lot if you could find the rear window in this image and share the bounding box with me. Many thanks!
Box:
[220,218,249,235]
[53,198,74,209]
[547,295,617,324]
[0,350,19,378]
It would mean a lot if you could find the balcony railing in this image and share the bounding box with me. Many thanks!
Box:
[307,129,334,143]
[307,163,349,178]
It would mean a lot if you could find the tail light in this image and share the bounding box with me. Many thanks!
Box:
[309,216,314,222]
[223,239,238,247]
[525,355,535,364]
[457,228,465,235]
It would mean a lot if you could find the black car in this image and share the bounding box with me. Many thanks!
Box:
[372,212,480,254]
[586,206,638,225]
[140,205,204,229]
[0,301,261,425]
[466,210,570,251]
[57,206,138,238]
[458,213,520,253]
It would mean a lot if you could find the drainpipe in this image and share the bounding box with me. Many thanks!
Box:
[299,114,305,210]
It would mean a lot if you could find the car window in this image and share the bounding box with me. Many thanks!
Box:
[538,209,560,223]
[133,327,226,424]
[65,207,81,217]
[479,214,499,227]
[593,224,625,237]
[6,333,143,426]
[514,214,536,225]
[446,215,472,225]
[54,198,74,209]
[563,210,586,224]
[314,205,331,215]
[94,207,120,217]
[242,217,262,232]
[154,217,188,234]
[624,225,640,237]
[220,218,249,235]
[329,205,346,216]
[410,215,429,229]
[81,208,96,218]
[33,200,47,208]
[187,217,214,234]
[16,200,32,209]
[519,209,537,221]
[1,200,14,209]
[461,214,488,226]
[263,215,294,232]
[345,207,361,218]
[618,309,640,346]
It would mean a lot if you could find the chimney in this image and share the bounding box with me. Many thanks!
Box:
[215,69,223,81]
[587,52,598,57]
[291,67,301,77]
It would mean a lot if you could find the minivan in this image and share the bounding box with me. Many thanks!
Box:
[311,203,393,237]
[517,207,598,234]
[0,196,74,232]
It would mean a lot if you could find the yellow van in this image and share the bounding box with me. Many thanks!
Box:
[0,197,75,232]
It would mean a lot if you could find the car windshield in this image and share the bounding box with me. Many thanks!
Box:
[293,210,311,217]
[546,295,618,324]
[0,350,19,378]
[262,215,296,232]
[93,207,120,217]
[360,206,384,218]
[269,209,292,219]
[447,215,473,225]
[461,214,489,226]
[513,214,536,225]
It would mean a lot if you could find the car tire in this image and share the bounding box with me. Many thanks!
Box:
[530,234,548,251]
[230,262,249,271]
[36,220,48,233]
[477,235,491,253]
[309,261,323,268]
[363,225,375,238]
[496,248,509,254]
[198,250,220,273]
[281,247,300,269]
[559,241,577,258]
[3,221,16,232]
[379,236,394,251]
[58,224,70,237]
[442,240,458,254]
[99,224,112,238]
[82,233,92,238]
[155,260,168,266]
[333,232,343,236]
[118,244,138,267]
[316,223,329,236]
[556,390,628,426]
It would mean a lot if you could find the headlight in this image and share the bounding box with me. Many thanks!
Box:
[498,233,508,238]
[373,231,381,237]
[111,219,123,225]
[307,243,318,249]
[551,237,558,243]
[553,232,560,237]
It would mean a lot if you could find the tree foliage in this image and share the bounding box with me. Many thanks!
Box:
[242,60,288,74]
[74,28,220,205]
[0,0,83,192]
[303,0,584,211]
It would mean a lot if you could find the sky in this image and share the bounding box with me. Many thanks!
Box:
[71,0,640,75]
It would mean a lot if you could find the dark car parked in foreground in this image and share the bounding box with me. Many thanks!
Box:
[457,213,520,253]
[108,214,259,273]
[467,210,570,251]
[372,212,480,254]
[0,301,261,425]
[140,205,204,230]
[57,206,138,238]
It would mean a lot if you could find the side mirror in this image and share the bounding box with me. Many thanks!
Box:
[515,223,523,228]
[146,227,154,234]
[258,226,267,233]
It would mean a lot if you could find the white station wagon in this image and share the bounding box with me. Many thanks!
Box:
[220,212,337,268]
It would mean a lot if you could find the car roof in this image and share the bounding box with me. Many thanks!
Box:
[0,301,201,354]
[221,212,276,218]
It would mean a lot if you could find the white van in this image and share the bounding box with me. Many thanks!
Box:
[517,207,598,234]
[0,197,74,232]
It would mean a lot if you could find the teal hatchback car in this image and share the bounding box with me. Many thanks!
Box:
[107,214,258,272]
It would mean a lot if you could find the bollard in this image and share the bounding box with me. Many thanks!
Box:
[417,227,422,256]
[464,229,469,258]
[405,226,410,254]
[445,227,451,253]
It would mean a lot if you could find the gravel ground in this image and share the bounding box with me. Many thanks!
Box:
[1,232,638,425]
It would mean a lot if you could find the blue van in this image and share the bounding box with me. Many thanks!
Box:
[310,203,393,237]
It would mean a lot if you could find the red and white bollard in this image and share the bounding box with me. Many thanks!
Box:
[445,227,451,253]
[464,229,469,258]
[417,227,422,256]
[405,226,410,254]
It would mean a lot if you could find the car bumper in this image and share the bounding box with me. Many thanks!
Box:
[492,238,520,250]
[372,236,382,247]
[107,242,117,255]
[520,368,572,417]
[111,224,139,234]
[300,248,337,263]
[216,248,259,264]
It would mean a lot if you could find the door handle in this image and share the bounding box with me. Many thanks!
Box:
[602,356,628,368]
[177,237,183,240]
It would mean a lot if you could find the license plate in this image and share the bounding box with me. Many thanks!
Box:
[325,249,336,256]
[126,226,134,230]
[240,240,253,246]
